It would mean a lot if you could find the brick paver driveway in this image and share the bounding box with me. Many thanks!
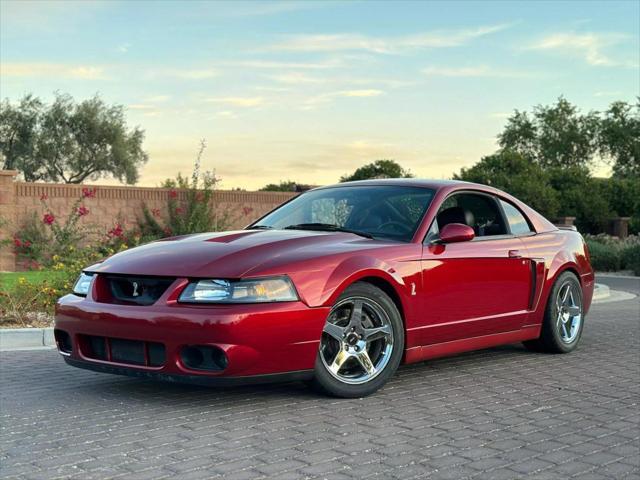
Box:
[1,278,638,479]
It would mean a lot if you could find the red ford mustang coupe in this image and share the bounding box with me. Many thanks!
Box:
[55,180,594,397]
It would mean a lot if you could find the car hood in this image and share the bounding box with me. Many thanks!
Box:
[88,229,392,278]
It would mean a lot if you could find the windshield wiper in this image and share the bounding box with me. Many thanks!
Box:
[284,223,374,239]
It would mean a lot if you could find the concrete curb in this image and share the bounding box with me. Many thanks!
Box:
[596,272,638,279]
[0,328,55,351]
[592,289,637,304]
[593,283,610,302]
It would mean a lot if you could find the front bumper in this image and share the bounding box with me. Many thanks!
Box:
[63,357,313,386]
[55,293,329,382]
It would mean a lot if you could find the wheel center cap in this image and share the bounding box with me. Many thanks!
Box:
[346,333,359,346]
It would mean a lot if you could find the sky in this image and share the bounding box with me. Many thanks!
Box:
[1,0,639,189]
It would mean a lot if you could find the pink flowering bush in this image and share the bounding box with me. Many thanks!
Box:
[136,140,233,239]
[8,189,98,268]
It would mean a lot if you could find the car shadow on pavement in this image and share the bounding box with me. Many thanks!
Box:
[61,342,537,405]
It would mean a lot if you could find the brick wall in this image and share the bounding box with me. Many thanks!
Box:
[0,170,296,272]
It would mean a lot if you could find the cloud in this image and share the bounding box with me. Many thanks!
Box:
[206,97,265,107]
[217,59,341,70]
[128,104,155,110]
[594,91,623,97]
[1,62,107,79]
[530,32,636,67]
[268,72,325,85]
[303,89,385,109]
[340,89,384,97]
[144,95,171,103]
[213,1,333,18]
[264,23,512,53]
[142,67,218,80]
[422,65,531,78]
[173,69,217,80]
[117,43,131,53]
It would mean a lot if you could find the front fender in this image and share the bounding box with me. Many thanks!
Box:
[311,255,422,330]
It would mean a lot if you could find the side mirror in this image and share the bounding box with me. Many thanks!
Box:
[439,223,475,243]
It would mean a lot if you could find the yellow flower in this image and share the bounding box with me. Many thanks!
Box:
[18,277,27,285]
[52,255,60,262]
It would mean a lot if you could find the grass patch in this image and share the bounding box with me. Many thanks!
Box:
[0,271,66,294]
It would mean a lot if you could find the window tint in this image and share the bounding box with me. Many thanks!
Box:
[499,199,532,235]
[435,193,507,237]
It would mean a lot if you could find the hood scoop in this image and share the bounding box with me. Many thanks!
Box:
[205,231,259,243]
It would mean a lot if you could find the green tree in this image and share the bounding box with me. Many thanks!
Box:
[598,100,640,178]
[547,167,612,234]
[498,97,600,169]
[260,180,298,192]
[454,150,560,219]
[0,93,148,184]
[0,95,43,178]
[340,159,413,182]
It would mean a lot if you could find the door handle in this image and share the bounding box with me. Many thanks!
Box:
[508,249,522,258]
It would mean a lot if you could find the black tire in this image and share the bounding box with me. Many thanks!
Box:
[311,282,404,398]
[523,271,584,353]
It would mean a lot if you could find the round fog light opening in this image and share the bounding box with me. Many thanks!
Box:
[181,346,204,369]
[212,348,228,370]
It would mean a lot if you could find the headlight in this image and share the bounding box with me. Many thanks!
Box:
[73,272,94,296]
[179,276,298,304]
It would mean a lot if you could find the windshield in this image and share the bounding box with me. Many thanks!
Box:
[251,185,435,242]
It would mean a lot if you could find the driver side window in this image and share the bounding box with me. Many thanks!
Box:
[435,193,508,238]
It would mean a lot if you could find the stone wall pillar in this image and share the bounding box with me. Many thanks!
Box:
[554,216,576,228]
[609,217,631,239]
[0,170,18,272]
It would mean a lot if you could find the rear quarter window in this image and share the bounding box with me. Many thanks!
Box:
[500,199,532,235]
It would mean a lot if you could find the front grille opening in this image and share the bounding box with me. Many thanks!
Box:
[101,275,175,306]
[87,335,108,360]
[54,329,72,354]
[181,345,228,371]
[148,343,166,367]
[111,338,145,365]
[80,335,166,367]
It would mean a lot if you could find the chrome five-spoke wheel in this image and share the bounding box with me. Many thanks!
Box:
[320,297,394,384]
[556,281,582,343]
[312,282,404,397]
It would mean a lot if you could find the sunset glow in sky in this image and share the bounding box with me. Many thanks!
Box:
[1,0,638,189]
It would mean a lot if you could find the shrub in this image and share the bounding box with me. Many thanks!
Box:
[137,140,233,239]
[586,240,621,272]
[0,247,103,326]
[7,188,99,268]
[622,244,640,276]
[585,234,640,274]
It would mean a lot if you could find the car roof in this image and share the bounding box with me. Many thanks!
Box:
[313,178,487,191]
